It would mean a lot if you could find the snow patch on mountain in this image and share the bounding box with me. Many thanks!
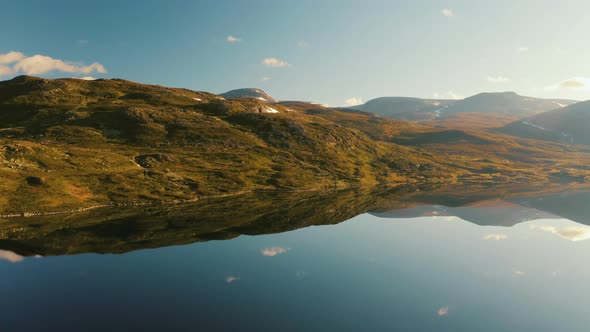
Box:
[521,121,546,130]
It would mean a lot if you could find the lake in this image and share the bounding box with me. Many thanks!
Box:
[2,186,590,331]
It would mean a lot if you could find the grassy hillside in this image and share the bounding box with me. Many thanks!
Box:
[0,76,459,215]
[1,76,589,215]
[282,101,590,187]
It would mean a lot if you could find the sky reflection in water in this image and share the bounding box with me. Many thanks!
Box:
[2,212,590,331]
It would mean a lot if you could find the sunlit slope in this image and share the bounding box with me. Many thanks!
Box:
[0,76,458,214]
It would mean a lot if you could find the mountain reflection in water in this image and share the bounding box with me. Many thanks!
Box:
[1,185,590,257]
[3,185,590,331]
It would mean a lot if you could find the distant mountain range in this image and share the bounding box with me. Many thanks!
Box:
[218,89,579,126]
[442,92,575,116]
[350,97,455,121]
[371,201,559,227]
[351,92,577,127]
[155,86,590,148]
[372,190,590,228]
[218,89,585,136]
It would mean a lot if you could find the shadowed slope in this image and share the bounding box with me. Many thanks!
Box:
[500,100,590,145]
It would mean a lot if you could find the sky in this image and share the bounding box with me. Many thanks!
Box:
[1,0,589,106]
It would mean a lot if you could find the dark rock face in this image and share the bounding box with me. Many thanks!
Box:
[26,176,46,186]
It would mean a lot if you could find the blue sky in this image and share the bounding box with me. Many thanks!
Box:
[1,0,589,106]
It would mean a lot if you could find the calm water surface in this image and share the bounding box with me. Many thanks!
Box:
[2,192,590,331]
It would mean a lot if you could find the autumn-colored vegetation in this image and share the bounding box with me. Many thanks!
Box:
[1,75,589,215]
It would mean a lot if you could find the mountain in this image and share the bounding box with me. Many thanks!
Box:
[371,200,558,227]
[0,185,586,257]
[372,189,590,227]
[351,97,455,121]
[512,190,590,224]
[499,100,590,145]
[354,92,577,128]
[442,92,575,116]
[0,75,468,215]
[1,75,589,216]
[219,88,277,103]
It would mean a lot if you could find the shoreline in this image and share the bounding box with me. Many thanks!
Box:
[0,190,255,219]
[1,182,588,220]
[0,186,356,220]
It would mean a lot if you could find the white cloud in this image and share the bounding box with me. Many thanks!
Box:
[345,97,364,106]
[0,51,25,64]
[487,75,511,83]
[0,51,106,78]
[546,77,590,91]
[226,276,240,283]
[0,65,14,77]
[438,307,449,316]
[517,46,529,53]
[441,8,454,17]
[262,57,290,68]
[482,233,508,240]
[0,250,24,263]
[261,76,272,82]
[227,35,241,43]
[535,225,590,242]
[14,54,106,75]
[261,247,289,257]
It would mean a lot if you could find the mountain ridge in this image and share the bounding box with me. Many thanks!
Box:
[352,91,578,127]
[1,76,590,215]
[0,76,461,214]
